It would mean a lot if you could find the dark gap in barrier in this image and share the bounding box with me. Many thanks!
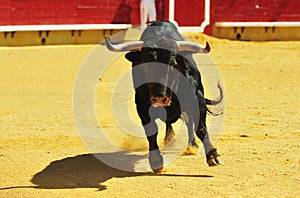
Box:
[41,37,46,45]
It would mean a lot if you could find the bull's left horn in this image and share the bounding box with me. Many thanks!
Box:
[105,35,144,52]
[176,41,211,53]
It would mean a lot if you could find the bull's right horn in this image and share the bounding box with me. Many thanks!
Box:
[105,35,144,52]
[176,41,211,53]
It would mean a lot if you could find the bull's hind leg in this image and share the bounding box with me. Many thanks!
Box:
[164,123,175,145]
[196,101,222,166]
[197,127,221,166]
[184,119,199,155]
[180,112,198,148]
[179,111,198,155]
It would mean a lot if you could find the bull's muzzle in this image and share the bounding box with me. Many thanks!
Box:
[150,96,171,107]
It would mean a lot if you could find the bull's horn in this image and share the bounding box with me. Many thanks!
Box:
[104,35,144,52]
[176,41,211,53]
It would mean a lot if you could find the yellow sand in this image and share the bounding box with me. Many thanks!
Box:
[0,34,299,197]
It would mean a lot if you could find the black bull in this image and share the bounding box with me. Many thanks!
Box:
[105,21,223,172]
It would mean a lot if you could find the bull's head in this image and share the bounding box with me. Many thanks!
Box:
[104,34,210,107]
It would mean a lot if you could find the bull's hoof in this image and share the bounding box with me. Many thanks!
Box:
[153,167,164,173]
[149,150,164,173]
[189,138,199,148]
[183,145,198,155]
[183,138,199,155]
[206,148,223,166]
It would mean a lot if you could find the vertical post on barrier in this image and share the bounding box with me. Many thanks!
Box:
[169,0,175,22]
[199,0,210,33]
[168,0,179,28]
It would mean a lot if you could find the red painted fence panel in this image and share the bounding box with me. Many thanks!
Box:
[0,0,167,26]
[174,0,205,26]
[212,0,300,23]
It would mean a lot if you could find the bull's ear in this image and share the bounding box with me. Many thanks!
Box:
[125,51,141,62]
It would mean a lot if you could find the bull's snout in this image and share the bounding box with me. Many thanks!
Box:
[150,96,171,107]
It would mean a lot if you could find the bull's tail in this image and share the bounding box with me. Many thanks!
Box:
[205,82,224,116]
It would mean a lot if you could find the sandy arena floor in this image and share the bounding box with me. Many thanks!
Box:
[0,33,299,197]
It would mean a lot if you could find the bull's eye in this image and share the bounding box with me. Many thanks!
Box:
[171,58,177,66]
[150,51,156,59]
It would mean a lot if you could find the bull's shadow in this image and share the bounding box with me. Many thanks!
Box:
[31,151,212,191]
[31,151,145,190]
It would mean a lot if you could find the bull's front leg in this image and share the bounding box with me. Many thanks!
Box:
[143,121,164,173]
[136,100,164,172]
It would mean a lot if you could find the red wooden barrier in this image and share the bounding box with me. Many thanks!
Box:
[174,0,204,26]
[0,0,299,35]
[0,0,167,25]
[212,0,300,23]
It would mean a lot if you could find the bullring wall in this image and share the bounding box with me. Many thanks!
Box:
[0,0,299,45]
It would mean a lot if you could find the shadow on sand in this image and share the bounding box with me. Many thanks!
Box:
[1,151,213,191]
[32,151,147,190]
